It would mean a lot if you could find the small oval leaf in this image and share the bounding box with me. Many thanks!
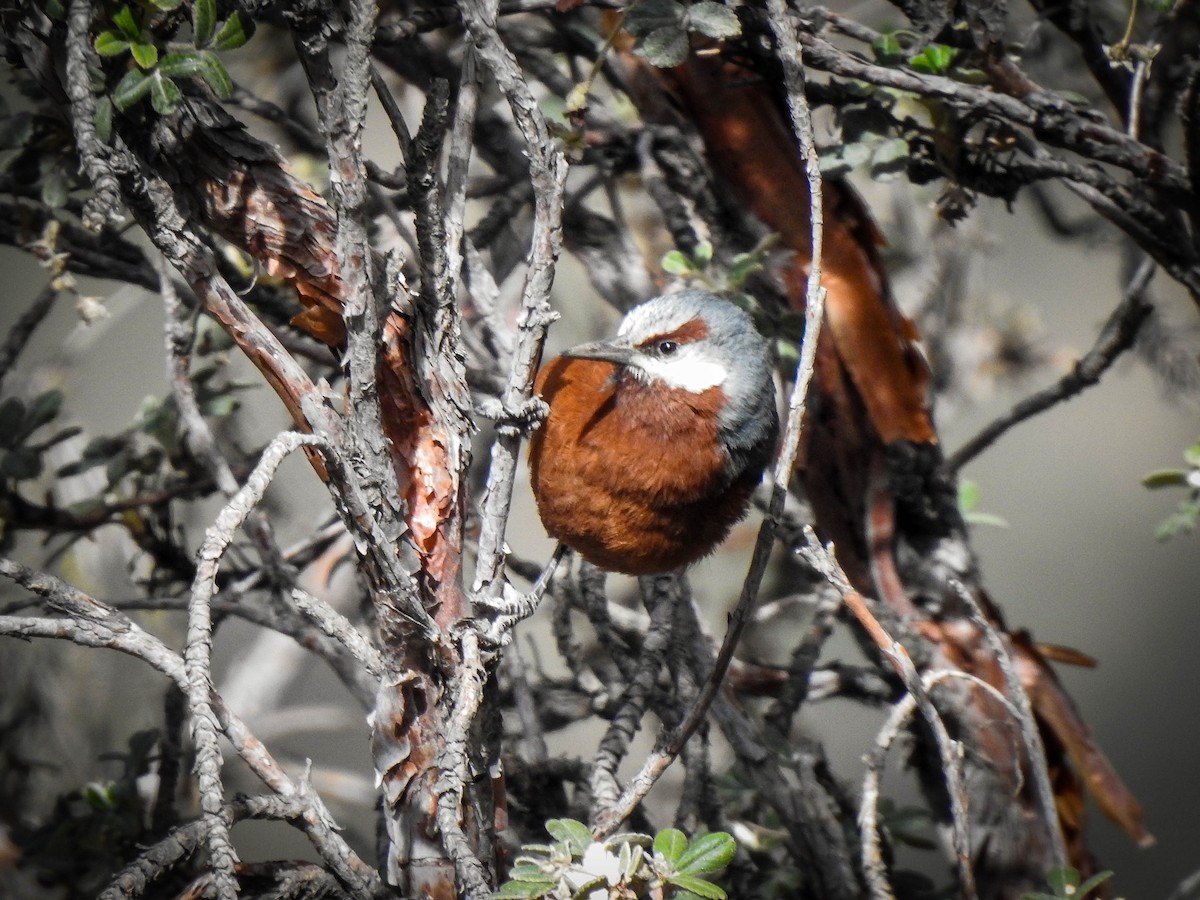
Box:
[94,31,131,57]
[130,41,158,69]
[545,818,592,856]
[193,0,217,47]
[213,11,256,51]
[675,832,736,876]
[113,69,153,111]
[653,828,688,865]
[150,74,182,116]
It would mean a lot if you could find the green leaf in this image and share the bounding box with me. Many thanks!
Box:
[639,25,690,67]
[726,254,761,289]
[506,864,555,883]
[1046,867,1079,895]
[624,0,685,37]
[130,41,159,69]
[94,96,114,143]
[872,31,904,60]
[1184,440,1200,468]
[908,43,956,74]
[213,11,256,51]
[112,5,142,41]
[662,249,695,275]
[31,426,83,453]
[1,448,43,481]
[193,0,217,47]
[41,170,69,209]
[491,881,550,899]
[666,873,726,899]
[84,435,130,459]
[24,390,63,434]
[94,30,131,57]
[675,832,735,876]
[197,50,233,98]
[199,394,238,417]
[692,240,713,267]
[105,448,136,485]
[113,69,153,111]
[545,818,592,857]
[44,0,66,18]
[569,875,608,899]
[957,479,980,511]
[149,0,184,9]
[157,51,207,78]
[150,74,183,115]
[1074,871,1113,897]
[1143,469,1188,488]
[686,1,740,39]
[654,828,688,865]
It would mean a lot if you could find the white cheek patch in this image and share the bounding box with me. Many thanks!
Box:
[635,348,727,393]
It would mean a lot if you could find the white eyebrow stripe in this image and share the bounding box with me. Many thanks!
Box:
[635,350,727,393]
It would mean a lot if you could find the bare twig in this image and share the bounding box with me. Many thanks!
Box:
[951,581,1068,870]
[64,0,123,227]
[184,431,330,900]
[949,257,1156,471]
[465,0,570,613]
[433,630,492,898]
[823,563,976,899]
[291,587,385,678]
[589,575,678,823]
[0,284,57,385]
[0,559,382,896]
[858,669,1020,900]
[591,2,829,836]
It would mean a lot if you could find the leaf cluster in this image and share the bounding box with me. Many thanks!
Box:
[494,818,735,900]
[92,0,252,123]
[1021,866,1115,900]
[624,0,741,68]
[15,731,160,898]
[1143,439,1200,540]
[0,391,78,483]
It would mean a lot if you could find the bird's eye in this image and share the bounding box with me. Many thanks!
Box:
[657,340,678,355]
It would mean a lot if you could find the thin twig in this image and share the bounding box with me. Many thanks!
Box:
[951,581,1068,870]
[184,431,329,900]
[858,668,1019,900]
[589,576,678,823]
[949,257,1156,471]
[433,630,492,898]
[829,573,976,899]
[464,0,569,612]
[0,559,382,897]
[0,284,57,385]
[64,0,123,227]
[591,2,828,837]
[291,586,385,678]
[98,794,304,900]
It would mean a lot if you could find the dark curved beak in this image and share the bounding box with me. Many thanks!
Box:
[561,338,636,367]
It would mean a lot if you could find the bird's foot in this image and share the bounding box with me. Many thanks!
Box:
[475,544,569,645]
[475,395,549,436]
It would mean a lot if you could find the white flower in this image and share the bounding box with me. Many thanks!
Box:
[563,842,622,900]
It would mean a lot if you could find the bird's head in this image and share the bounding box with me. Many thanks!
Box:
[560,290,778,467]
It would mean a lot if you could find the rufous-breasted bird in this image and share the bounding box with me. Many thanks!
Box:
[529,290,779,575]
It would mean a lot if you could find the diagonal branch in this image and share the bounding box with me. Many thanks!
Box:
[949,257,1156,471]
[462,0,569,608]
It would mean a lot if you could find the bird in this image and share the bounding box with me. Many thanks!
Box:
[528,289,779,576]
